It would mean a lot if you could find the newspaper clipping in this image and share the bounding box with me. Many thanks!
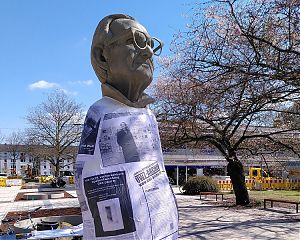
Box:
[99,112,161,167]
[78,110,101,155]
[75,161,88,212]
[84,171,136,238]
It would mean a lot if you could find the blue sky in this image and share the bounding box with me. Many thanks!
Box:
[0,0,194,136]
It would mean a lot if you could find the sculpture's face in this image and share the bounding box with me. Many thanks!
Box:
[105,19,154,102]
[120,122,127,130]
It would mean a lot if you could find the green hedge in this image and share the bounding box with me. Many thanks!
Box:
[7,176,23,179]
[182,176,219,195]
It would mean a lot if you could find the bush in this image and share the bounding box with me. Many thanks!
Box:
[182,176,219,195]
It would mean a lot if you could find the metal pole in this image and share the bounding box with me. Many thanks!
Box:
[185,165,188,182]
[176,165,179,186]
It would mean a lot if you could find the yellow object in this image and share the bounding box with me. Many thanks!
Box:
[245,179,254,190]
[216,177,299,191]
[249,167,271,181]
[40,175,55,183]
[0,178,6,187]
[69,176,74,184]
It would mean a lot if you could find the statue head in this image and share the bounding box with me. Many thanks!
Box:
[91,14,163,103]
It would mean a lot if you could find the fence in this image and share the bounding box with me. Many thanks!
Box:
[217,178,300,191]
[0,176,75,187]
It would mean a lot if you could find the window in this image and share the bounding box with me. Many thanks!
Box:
[20,153,25,162]
[44,166,46,169]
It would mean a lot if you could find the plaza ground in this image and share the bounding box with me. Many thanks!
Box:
[0,185,299,239]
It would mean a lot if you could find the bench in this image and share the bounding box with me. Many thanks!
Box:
[199,192,224,201]
[264,198,300,213]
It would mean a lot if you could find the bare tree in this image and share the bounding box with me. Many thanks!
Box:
[26,90,84,177]
[153,0,300,205]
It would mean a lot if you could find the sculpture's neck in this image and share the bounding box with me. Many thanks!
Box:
[101,83,155,108]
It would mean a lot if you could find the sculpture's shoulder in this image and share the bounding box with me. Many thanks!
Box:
[87,97,121,116]
[144,107,157,121]
[87,97,156,119]
[145,107,155,116]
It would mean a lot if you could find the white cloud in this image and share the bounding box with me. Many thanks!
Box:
[28,80,78,96]
[29,80,59,90]
[61,89,78,96]
[68,80,94,86]
[82,80,93,85]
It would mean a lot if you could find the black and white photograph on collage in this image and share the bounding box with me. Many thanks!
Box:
[84,171,136,238]
[99,112,161,167]
[78,108,100,155]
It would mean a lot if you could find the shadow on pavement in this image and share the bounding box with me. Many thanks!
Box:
[178,200,300,240]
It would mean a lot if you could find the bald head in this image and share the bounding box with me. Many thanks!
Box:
[90,14,163,104]
[91,14,135,84]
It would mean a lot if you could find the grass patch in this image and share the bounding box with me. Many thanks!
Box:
[223,190,300,202]
[249,190,300,202]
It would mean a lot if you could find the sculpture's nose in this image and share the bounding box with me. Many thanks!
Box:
[141,45,153,59]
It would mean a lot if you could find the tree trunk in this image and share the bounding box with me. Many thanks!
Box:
[227,160,250,206]
[55,163,60,177]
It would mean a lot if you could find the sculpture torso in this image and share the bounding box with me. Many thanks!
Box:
[76,97,178,239]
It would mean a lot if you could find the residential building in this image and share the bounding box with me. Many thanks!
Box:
[0,144,74,177]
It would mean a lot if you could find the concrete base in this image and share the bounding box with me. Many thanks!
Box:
[23,191,64,200]
[14,215,82,233]
[49,192,64,199]
[23,193,48,200]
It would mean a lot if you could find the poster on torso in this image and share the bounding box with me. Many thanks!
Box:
[75,97,178,240]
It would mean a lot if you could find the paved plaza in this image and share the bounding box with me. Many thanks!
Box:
[175,193,299,239]
[0,186,299,239]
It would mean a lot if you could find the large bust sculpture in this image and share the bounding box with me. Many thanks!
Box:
[75,14,178,240]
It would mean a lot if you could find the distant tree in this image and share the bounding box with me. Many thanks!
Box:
[5,131,24,175]
[26,90,84,177]
[0,131,4,144]
[27,151,41,177]
[274,101,300,129]
[154,0,300,205]
[23,142,44,177]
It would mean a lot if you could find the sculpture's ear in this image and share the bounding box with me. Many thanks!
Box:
[93,46,107,64]
[91,46,109,83]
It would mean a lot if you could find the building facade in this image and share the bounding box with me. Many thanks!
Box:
[0,144,299,181]
[163,148,300,184]
[0,144,74,177]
